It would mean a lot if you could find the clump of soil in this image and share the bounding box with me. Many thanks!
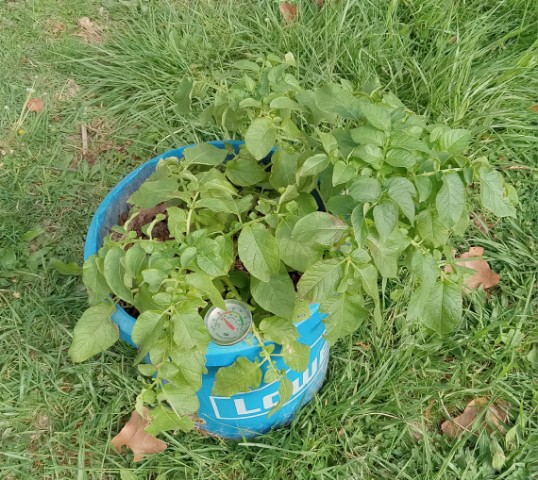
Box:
[115,203,171,241]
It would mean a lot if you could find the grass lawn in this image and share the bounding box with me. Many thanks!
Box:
[1,0,537,478]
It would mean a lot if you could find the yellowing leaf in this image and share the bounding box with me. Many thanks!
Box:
[111,409,167,462]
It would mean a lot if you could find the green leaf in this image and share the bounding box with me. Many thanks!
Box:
[158,383,199,415]
[69,303,118,362]
[367,231,409,278]
[358,101,391,131]
[389,131,430,153]
[355,264,378,301]
[195,197,239,216]
[332,161,355,186]
[269,149,299,189]
[275,216,322,272]
[141,269,167,291]
[348,177,382,203]
[132,310,164,346]
[297,153,329,177]
[103,247,134,303]
[268,377,293,417]
[321,292,367,344]
[125,245,146,279]
[225,156,267,187]
[326,195,355,217]
[51,259,82,276]
[133,285,167,312]
[172,312,210,351]
[385,149,417,168]
[350,126,385,147]
[292,212,348,247]
[415,176,432,202]
[167,207,187,239]
[251,272,296,318]
[21,227,45,242]
[297,259,344,302]
[282,341,310,372]
[245,118,276,160]
[314,84,362,119]
[416,210,449,247]
[238,224,280,282]
[186,272,226,310]
[183,143,227,166]
[438,129,471,155]
[350,205,367,247]
[269,96,301,110]
[318,131,339,155]
[296,90,333,124]
[197,169,237,196]
[479,167,516,218]
[174,78,193,115]
[195,237,230,277]
[353,144,383,169]
[436,172,465,227]
[387,177,416,223]
[212,357,262,396]
[169,349,207,391]
[239,98,262,108]
[119,469,139,480]
[180,246,197,268]
[259,316,298,345]
[422,280,462,335]
[373,200,399,241]
[128,176,179,209]
[145,406,195,435]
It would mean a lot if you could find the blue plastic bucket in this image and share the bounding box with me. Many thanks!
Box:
[84,141,330,439]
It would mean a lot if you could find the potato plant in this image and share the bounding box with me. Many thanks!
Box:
[70,54,517,435]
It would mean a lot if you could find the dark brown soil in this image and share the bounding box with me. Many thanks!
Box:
[116,202,171,241]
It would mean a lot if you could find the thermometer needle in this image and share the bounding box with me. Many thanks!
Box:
[223,318,236,331]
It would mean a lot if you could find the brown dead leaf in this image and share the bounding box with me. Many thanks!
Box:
[27,97,45,112]
[441,398,510,438]
[446,246,500,290]
[52,22,65,34]
[111,409,167,462]
[530,104,538,113]
[75,17,103,44]
[280,3,298,24]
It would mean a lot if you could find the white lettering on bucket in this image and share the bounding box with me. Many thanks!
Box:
[209,337,329,420]
[233,399,262,416]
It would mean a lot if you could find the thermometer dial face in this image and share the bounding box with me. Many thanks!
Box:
[204,300,252,346]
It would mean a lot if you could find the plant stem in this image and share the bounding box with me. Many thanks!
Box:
[222,276,241,300]
[417,167,466,177]
[186,192,199,235]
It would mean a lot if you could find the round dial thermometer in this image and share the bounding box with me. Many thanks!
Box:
[204,299,253,346]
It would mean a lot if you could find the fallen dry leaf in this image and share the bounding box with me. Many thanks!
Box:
[111,409,167,462]
[446,246,500,291]
[75,17,103,43]
[280,3,298,24]
[51,22,65,34]
[441,398,509,438]
[27,97,45,112]
[530,104,538,113]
